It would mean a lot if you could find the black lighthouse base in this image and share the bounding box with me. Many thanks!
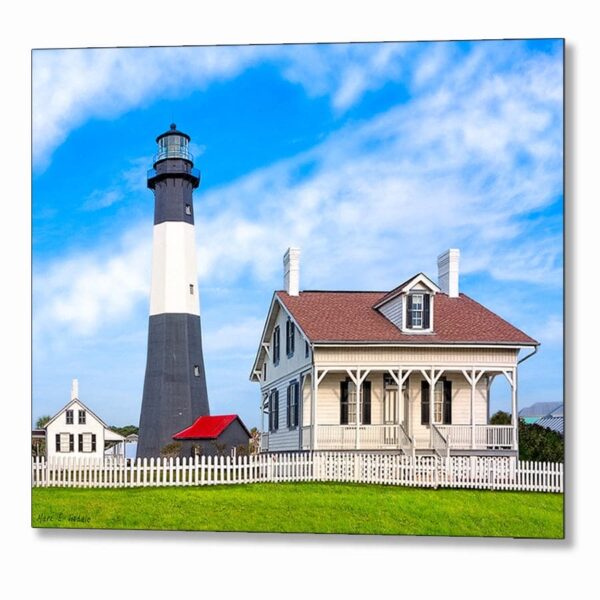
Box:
[137,313,210,458]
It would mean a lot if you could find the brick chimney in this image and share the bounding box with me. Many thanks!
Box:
[437,249,460,297]
[283,247,300,296]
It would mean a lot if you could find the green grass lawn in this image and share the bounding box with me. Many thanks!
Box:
[32,482,564,538]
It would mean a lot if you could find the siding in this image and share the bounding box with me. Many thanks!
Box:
[314,346,518,367]
[378,296,403,329]
[262,302,311,386]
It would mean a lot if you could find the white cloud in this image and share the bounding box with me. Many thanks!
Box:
[34,42,563,340]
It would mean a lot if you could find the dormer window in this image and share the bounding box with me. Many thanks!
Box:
[406,292,431,330]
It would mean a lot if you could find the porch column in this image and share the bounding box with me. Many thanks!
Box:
[429,367,435,429]
[470,367,476,449]
[311,368,318,450]
[356,369,361,450]
[511,368,518,451]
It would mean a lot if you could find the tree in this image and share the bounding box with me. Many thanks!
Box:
[490,411,511,425]
[110,425,139,437]
[518,421,564,462]
[36,415,52,428]
[249,427,261,455]
[160,441,182,458]
[489,411,563,461]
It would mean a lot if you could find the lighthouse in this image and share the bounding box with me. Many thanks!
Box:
[137,124,210,458]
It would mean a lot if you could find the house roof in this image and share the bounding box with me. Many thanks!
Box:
[275,290,539,345]
[535,416,564,435]
[172,415,250,440]
[373,272,440,309]
[519,402,562,418]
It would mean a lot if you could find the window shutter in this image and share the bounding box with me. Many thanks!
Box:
[78,434,83,452]
[423,294,431,329]
[287,385,291,428]
[285,320,289,356]
[362,381,372,425]
[92,434,96,452]
[340,381,349,425]
[443,380,452,424]
[421,380,430,425]
[274,391,279,430]
[295,381,300,427]
[69,434,74,452]
[55,434,60,452]
[406,295,413,328]
[291,322,295,355]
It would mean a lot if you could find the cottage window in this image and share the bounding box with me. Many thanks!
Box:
[406,293,431,329]
[273,326,280,365]
[58,432,73,452]
[79,433,94,452]
[421,379,452,425]
[286,318,295,357]
[78,410,86,425]
[340,380,371,425]
[65,409,74,425]
[287,381,299,428]
[269,389,279,432]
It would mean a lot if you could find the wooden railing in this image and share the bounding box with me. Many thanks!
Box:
[435,425,514,449]
[299,424,416,450]
[431,424,449,458]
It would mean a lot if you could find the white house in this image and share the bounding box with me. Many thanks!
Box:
[250,248,539,457]
[44,379,126,460]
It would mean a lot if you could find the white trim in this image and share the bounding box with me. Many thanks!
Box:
[312,343,536,349]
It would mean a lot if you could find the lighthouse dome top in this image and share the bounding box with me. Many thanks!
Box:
[153,123,193,164]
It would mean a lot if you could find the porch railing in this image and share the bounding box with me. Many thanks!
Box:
[435,425,514,449]
[431,424,449,458]
[299,424,415,451]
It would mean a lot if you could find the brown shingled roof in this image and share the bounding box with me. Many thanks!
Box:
[276,290,538,345]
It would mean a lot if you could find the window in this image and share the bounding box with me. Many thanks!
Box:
[286,318,295,357]
[340,380,371,425]
[305,340,309,358]
[193,365,200,377]
[287,381,300,428]
[78,410,86,425]
[189,284,194,295]
[65,409,74,425]
[262,361,267,380]
[406,293,431,329]
[269,389,279,432]
[185,203,192,215]
[78,433,94,452]
[58,433,73,453]
[273,326,280,365]
[421,379,452,425]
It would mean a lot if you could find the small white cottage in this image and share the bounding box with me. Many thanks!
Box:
[44,379,126,460]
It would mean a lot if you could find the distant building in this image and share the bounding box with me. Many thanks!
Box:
[535,404,564,435]
[519,402,562,424]
[44,379,126,460]
[173,415,251,457]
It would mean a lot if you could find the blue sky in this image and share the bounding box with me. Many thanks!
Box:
[32,40,563,429]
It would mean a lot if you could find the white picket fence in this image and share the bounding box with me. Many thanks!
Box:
[31,453,563,493]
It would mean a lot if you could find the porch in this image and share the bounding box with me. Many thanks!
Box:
[262,361,520,455]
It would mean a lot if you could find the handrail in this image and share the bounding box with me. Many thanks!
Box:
[398,423,415,457]
[431,424,449,458]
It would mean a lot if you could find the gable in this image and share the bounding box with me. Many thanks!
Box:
[44,398,108,430]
